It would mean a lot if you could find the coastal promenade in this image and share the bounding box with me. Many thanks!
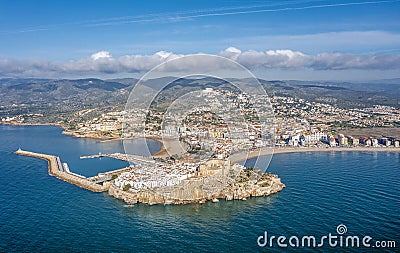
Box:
[147,137,400,163]
[230,146,400,163]
[14,149,109,192]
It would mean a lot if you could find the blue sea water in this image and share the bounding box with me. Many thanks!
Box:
[0,125,399,252]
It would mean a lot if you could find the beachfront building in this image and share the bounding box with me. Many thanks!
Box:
[321,135,337,146]
[302,131,326,145]
[347,136,359,146]
[338,134,348,146]
[359,137,371,146]
[379,138,391,147]
[286,135,301,146]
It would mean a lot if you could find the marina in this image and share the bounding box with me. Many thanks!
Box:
[14,149,111,192]
[80,153,105,159]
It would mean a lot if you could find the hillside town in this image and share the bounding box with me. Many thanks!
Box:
[113,158,250,192]
[2,88,400,150]
[7,86,398,204]
[109,156,285,205]
[23,87,399,149]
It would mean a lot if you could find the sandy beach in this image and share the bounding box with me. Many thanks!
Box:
[229,146,400,163]
[150,136,188,158]
[10,123,399,162]
[149,135,400,163]
[151,138,400,163]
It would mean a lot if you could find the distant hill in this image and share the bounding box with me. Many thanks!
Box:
[0,78,136,125]
[0,78,135,106]
[0,77,399,125]
[259,79,400,108]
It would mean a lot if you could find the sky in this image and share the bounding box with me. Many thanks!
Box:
[0,0,400,80]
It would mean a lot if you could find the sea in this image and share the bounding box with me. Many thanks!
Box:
[0,125,399,252]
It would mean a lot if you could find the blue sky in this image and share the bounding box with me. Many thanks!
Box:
[0,0,400,80]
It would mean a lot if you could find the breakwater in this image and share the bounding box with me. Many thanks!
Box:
[14,149,110,192]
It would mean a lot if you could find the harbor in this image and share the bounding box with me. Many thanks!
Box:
[13,148,286,205]
[80,153,105,159]
[14,149,111,192]
[81,152,155,165]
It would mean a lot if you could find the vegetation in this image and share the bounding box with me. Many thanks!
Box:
[123,184,131,191]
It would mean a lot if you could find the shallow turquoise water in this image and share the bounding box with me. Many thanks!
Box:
[0,125,399,252]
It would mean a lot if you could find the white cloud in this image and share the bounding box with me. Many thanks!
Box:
[91,51,112,60]
[311,53,400,70]
[231,49,311,69]
[225,31,400,55]
[0,47,399,77]
[219,47,242,60]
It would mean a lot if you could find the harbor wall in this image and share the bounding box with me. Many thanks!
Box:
[14,150,109,192]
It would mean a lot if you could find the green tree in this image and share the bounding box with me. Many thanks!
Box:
[123,184,131,191]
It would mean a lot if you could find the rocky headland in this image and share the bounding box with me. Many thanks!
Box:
[108,169,285,205]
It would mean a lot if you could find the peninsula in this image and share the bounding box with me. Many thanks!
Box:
[14,144,400,205]
[14,148,285,205]
[7,78,400,206]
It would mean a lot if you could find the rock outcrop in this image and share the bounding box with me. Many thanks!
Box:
[108,170,285,205]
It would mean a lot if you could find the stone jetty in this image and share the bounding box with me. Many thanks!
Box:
[14,149,110,192]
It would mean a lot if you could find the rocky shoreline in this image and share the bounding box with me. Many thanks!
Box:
[62,130,113,140]
[108,172,285,205]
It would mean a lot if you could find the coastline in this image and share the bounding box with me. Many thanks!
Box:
[13,148,286,205]
[0,122,64,128]
[230,146,400,163]
[61,129,400,159]
[0,122,121,141]
[10,125,400,206]
[108,173,285,205]
[5,122,400,158]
